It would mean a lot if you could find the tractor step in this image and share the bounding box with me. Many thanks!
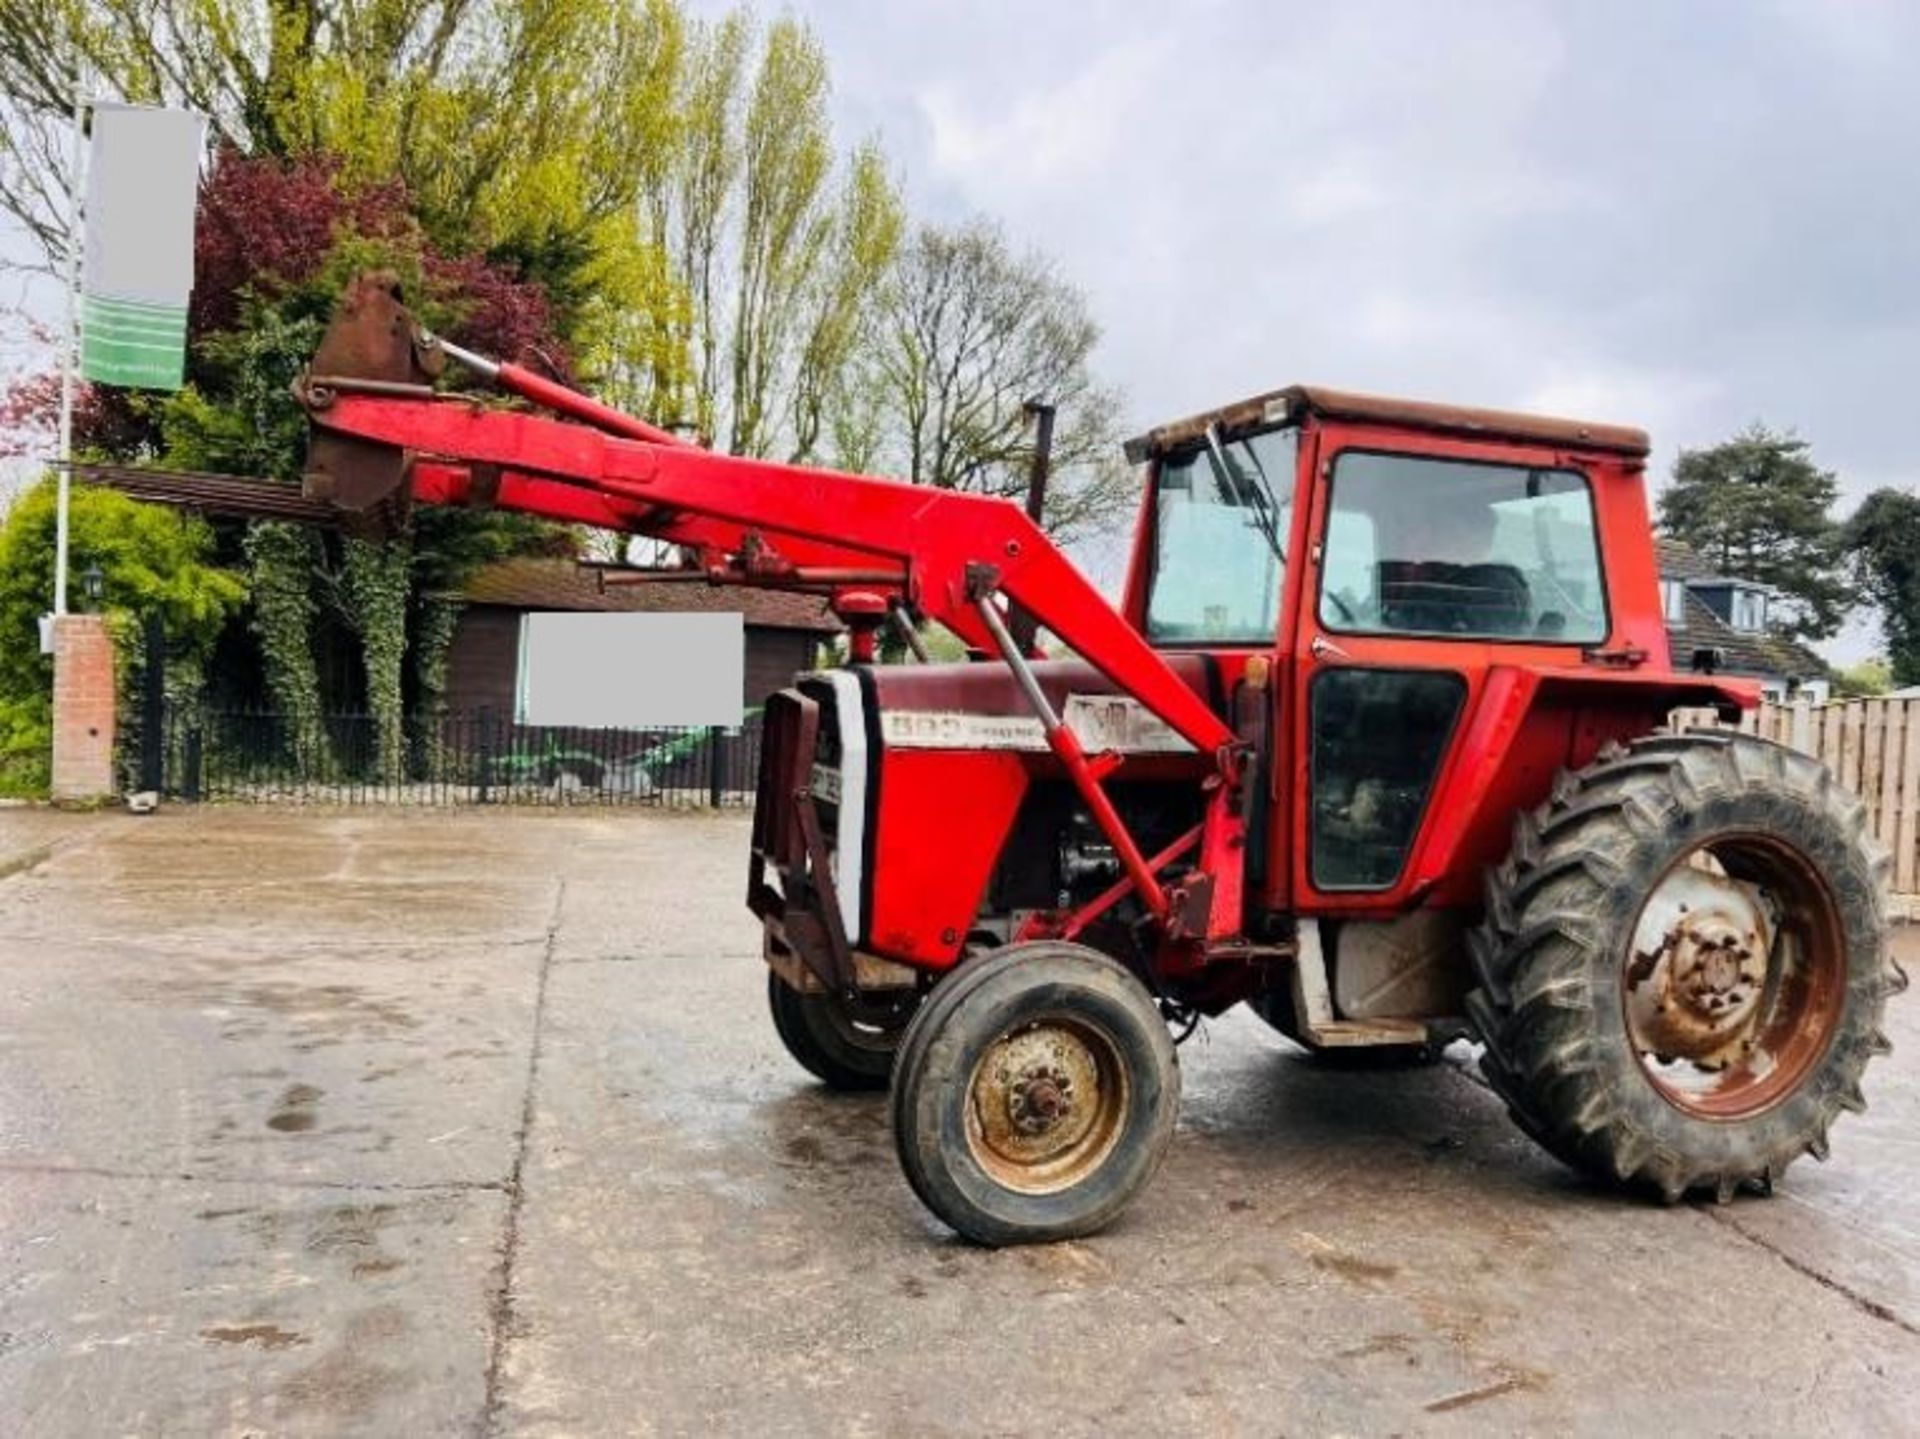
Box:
[1301,1017,1430,1047]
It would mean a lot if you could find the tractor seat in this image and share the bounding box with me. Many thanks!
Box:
[1377,561,1532,636]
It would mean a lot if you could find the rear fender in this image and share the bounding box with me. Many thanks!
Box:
[1396,665,1756,909]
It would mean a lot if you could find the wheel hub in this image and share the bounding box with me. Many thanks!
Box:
[1007,1066,1074,1134]
[1626,864,1772,1071]
[965,1020,1128,1193]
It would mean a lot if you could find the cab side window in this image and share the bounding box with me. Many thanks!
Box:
[1319,453,1608,643]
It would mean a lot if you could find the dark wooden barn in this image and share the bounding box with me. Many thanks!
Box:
[444,559,843,717]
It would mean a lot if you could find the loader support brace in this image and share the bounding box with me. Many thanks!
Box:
[972,592,1170,923]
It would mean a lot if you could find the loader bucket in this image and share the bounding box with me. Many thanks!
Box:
[298,271,441,534]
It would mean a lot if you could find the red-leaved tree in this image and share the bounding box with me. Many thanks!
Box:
[2,148,569,465]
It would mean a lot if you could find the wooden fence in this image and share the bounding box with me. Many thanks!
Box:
[1674,697,1920,915]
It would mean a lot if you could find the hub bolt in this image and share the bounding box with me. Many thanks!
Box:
[1007,1066,1074,1134]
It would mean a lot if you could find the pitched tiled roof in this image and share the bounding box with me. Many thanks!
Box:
[1668,592,1823,680]
[1656,537,1825,682]
[457,559,843,633]
[1654,536,1719,581]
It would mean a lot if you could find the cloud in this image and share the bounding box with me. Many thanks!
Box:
[920,40,1157,191]
[809,2,1914,444]
[10,0,1913,658]
[797,0,1919,656]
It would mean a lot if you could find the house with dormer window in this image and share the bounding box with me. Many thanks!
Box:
[1655,538,1828,700]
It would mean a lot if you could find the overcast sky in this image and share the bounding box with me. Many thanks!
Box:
[762,0,1917,659]
[8,1,1913,657]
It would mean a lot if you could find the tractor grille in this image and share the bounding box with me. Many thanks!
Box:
[749,673,868,956]
[752,688,817,872]
[803,677,845,835]
[752,676,850,871]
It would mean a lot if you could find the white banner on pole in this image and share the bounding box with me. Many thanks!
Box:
[80,103,204,391]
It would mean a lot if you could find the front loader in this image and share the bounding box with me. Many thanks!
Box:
[298,273,1904,1245]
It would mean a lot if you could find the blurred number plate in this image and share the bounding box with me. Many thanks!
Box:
[809,763,842,805]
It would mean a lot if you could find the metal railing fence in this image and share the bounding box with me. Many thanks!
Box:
[123,705,764,807]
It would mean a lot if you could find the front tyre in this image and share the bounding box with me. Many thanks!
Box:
[767,972,908,1091]
[1467,733,1904,1203]
[890,943,1180,1246]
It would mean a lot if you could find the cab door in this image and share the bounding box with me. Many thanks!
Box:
[1126,420,1311,921]
[1287,422,1615,913]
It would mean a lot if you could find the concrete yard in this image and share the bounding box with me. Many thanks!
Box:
[1,806,1916,1436]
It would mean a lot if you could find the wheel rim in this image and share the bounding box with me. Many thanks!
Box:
[964,1016,1130,1195]
[1622,832,1847,1120]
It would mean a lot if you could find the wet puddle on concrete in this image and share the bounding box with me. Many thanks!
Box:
[266,1083,325,1132]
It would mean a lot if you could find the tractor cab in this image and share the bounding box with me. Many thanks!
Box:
[1122,385,1654,659]
[1117,386,1676,920]
[1121,384,1643,649]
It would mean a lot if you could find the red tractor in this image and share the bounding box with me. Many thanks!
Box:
[301,274,1903,1245]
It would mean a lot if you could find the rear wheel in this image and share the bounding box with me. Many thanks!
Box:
[767,972,911,1092]
[890,942,1180,1246]
[1467,733,1903,1202]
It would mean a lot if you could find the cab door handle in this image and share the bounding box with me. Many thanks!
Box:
[1310,634,1349,662]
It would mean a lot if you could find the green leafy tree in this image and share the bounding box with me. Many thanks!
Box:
[3,3,902,449]
[663,9,746,435]
[1843,488,1920,687]
[624,11,902,457]
[241,521,326,761]
[0,0,687,386]
[155,163,580,778]
[340,537,411,778]
[1832,658,1894,698]
[725,16,831,456]
[786,143,903,466]
[0,477,243,792]
[1658,425,1850,643]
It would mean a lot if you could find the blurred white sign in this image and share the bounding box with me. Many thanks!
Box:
[82,103,204,390]
[515,612,743,727]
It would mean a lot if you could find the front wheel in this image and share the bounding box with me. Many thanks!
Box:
[767,972,911,1091]
[890,942,1180,1246]
[1467,733,1903,1203]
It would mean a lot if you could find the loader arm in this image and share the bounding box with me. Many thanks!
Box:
[403,460,999,654]
[306,390,1235,757]
[296,273,1243,937]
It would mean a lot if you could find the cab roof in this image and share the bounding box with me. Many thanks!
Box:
[1122,384,1651,464]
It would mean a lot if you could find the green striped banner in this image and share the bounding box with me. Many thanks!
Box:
[81,293,187,390]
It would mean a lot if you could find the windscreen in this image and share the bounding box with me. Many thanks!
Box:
[1144,426,1296,644]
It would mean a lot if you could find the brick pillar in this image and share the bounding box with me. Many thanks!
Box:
[51,614,116,802]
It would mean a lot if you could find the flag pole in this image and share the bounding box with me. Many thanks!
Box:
[53,59,85,617]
